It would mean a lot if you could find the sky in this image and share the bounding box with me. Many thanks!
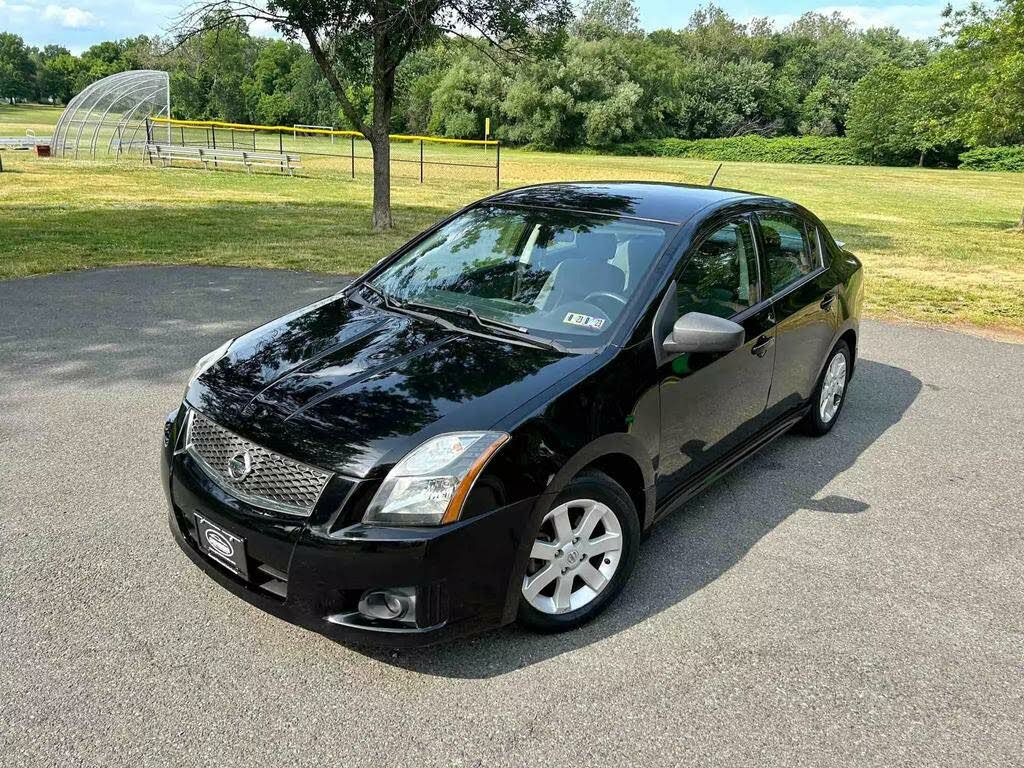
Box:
[0,0,956,53]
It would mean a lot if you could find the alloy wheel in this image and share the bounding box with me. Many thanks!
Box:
[819,352,848,423]
[522,499,623,615]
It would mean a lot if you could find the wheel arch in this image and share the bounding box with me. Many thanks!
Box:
[499,433,655,624]
[838,327,857,376]
[541,433,655,529]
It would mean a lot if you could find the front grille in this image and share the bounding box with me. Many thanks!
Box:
[185,410,332,517]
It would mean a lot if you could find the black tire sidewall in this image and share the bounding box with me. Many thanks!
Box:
[517,470,640,632]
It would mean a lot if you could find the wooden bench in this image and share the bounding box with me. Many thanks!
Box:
[145,144,301,175]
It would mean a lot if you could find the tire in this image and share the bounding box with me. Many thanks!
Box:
[518,469,640,633]
[797,340,851,437]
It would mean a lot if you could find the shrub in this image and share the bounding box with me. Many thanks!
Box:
[612,135,866,166]
[958,146,1024,172]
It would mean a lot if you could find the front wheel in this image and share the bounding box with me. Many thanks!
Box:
[798,340,851,436]
[518,470,640,633]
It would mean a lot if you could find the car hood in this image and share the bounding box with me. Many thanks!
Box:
[186,294,589,478]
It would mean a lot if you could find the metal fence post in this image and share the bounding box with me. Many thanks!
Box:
[180,126,185,146]
[420,139,424,183]
[211,126,217,169]
[279,131,283,154]
[351,135,355,179]
[496,141,501,190]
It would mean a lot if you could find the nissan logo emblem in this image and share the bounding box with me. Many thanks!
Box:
[227,450,252,481]
[205,529,235,558]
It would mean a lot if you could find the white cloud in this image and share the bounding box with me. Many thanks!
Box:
[41,3,100,29]
[817,4,945,39]
[0,0,34,14]
[759,3,947,39]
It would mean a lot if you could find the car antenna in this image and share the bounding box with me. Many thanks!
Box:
[707,163,723,187]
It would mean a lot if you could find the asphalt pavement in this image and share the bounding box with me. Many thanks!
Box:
[1,266,1021,767]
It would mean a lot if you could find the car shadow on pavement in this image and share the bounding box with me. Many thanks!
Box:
[353,358,921,678]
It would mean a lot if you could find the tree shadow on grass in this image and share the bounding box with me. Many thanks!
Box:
[353,358,921,678]
[0,201,452,279]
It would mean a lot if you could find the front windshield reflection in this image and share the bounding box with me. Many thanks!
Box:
[372,205,674,343]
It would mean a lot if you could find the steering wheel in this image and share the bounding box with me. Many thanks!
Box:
[583,291,628,316]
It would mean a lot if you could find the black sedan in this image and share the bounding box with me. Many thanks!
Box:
[161,181,863,645]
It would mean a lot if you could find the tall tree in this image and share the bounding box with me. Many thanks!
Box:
[0,33,36,103]
[942,0,1024,228]
[575,0,641,39]
[181,1,571,231]
[38,53,85,103]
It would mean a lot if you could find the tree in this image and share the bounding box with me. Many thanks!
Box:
[0,33,36,103]
[575,0,641,39]
[243,39,305,124]
[941,0,1024,228]
[38,53,85,103]
[182,0,572,231]
[847,61,961,167]
[428,47,506,139]
[846,65,919,164]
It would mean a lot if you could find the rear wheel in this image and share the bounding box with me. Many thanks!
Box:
[518,470,640,632]
[798,340,851,436]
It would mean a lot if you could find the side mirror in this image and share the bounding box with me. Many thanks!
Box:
[662,311,745,355]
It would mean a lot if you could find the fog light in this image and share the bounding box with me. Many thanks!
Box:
[358,588,416,623]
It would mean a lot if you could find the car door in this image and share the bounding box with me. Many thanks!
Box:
[654,215,776,499]
[755,210,839,417]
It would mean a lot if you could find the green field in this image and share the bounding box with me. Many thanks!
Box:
[2,103,1022,337]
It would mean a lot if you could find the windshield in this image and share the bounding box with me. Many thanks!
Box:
[371,205,673,345]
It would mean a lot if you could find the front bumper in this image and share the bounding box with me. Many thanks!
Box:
[162,411,537,648]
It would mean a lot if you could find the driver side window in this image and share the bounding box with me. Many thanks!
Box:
[676,219,759,320]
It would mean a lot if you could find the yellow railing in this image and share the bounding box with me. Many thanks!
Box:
[150,116,499,146]
[147,115,501,187]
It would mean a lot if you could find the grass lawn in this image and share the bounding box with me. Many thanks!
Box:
[2,102,1023,337]
[0,103,64,137]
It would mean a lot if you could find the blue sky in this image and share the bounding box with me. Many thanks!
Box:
[1,0,954,53]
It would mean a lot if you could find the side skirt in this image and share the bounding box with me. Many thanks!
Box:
[652,406,809,524]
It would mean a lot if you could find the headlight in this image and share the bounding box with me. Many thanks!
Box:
[363,432,509,526]
[188,339,233,386]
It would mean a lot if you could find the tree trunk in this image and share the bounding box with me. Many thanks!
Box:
[369,35,397,232]
[370,130,393,231]
[918,149,926,167]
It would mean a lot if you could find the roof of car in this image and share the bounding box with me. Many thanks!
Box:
[488,181,771,225]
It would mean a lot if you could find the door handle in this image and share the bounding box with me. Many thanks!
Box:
[820,292,837,311]
[751,335,773,358]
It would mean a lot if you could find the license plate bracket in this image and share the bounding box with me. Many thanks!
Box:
[194,513,249,580]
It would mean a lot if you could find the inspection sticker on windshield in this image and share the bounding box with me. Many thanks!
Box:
[563,312,605,331]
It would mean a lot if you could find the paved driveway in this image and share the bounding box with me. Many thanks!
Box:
[1,267,1021,767]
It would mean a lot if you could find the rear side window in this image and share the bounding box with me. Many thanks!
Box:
[676,219,759,320]
[758,213,820,294]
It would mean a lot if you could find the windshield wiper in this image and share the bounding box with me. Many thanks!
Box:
[360,281,400,309]
[454,304,529,335]
[359,282,461,332]
[361,283,564,352]
[407,300,565,352]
